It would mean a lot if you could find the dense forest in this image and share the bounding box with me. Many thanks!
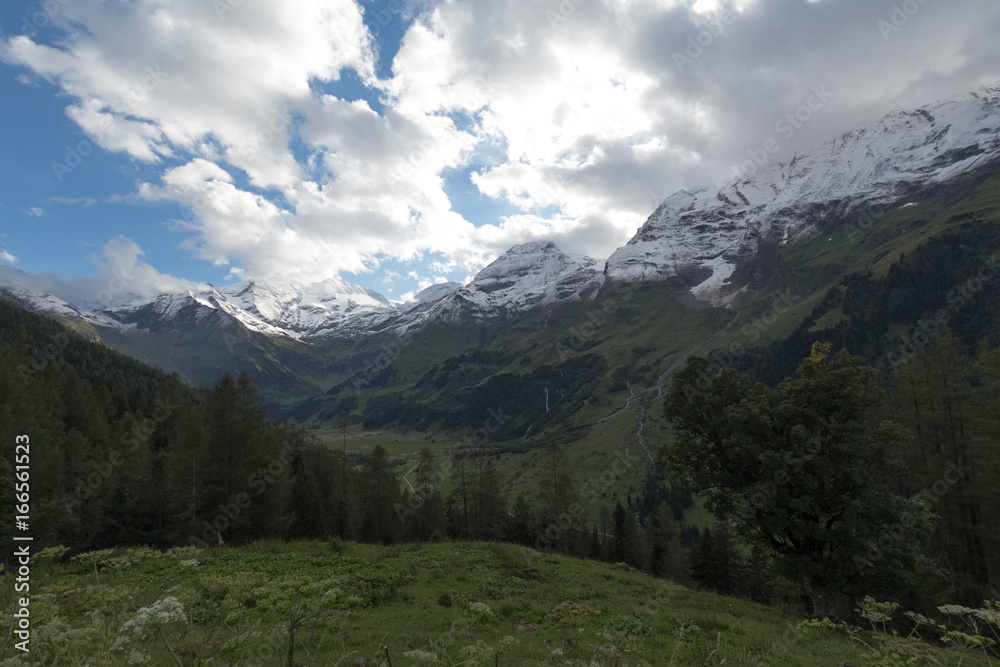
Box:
[734,220,1000,384]
[3,264,1000,624]
[0,299,674,566]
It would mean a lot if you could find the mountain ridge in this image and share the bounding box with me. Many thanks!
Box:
[2,84,999,416]
[604,85,1000,301]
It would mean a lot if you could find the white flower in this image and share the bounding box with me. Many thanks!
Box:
[469,601,493,616]
[113,597,187,649]
[127,649,150,664]
[402,649,438,663]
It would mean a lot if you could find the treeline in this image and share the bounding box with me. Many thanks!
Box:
[0,299,698,586]
[889,330,1000,605]
[676,333,1000,613]
[0,298,304,549]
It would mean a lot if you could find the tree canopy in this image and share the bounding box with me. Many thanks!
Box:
[660,343,931,618]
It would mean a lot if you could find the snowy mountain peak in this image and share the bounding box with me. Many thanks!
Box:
[7,85,1000,341]
[424,241,604,317]
[605,85,1000,300]
[206,276,394,335]
[474,241,597,283]
[411,282,462,304]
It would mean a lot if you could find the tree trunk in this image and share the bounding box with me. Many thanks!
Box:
[810,578,838,620]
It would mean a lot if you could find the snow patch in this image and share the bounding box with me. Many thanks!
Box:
[690,257,736,303]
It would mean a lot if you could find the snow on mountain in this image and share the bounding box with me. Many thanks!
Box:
[0,284,86,321]
[427,242,604,320]
[217,276,393,334]
[7,85,1000,340]
[605,85,1000,297]
[87,276,399,340]
[410,282,462,305]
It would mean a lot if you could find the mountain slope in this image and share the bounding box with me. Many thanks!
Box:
[606,86,1000,302]
[4,85,1000,429]
[421,241,604,322]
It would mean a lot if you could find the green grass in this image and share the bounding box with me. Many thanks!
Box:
[3,541,991,666]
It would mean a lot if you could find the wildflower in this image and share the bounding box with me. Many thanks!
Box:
[113,597,188,650]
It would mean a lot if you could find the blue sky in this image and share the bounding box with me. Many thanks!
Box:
[1,0,998,306]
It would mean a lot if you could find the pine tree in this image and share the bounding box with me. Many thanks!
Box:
[287,451,327,540]
[644,502,675,577]
[507,494,535,546]
[359,445,402,544]
[612,500,640,566]
[410,447,444,540]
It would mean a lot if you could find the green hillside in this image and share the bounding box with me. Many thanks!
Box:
[2,540,992,666]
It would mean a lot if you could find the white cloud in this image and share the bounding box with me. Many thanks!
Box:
[2,0,999,291]
[23,207,45,217]
[0,236,199,308]
[0,250,17,264]
[48,197,98,207]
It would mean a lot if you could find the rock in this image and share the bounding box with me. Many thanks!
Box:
[516,619,537,632]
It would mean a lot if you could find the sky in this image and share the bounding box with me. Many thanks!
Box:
[0,0,998,306]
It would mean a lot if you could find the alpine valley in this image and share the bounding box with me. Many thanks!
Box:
[4,84,1000,490]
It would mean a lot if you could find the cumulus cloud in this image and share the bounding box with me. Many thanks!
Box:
[0,250,17,264]
[0,237,200,308]
[2,0,999,290]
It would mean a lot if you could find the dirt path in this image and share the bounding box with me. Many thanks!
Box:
[588,308,743,466]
